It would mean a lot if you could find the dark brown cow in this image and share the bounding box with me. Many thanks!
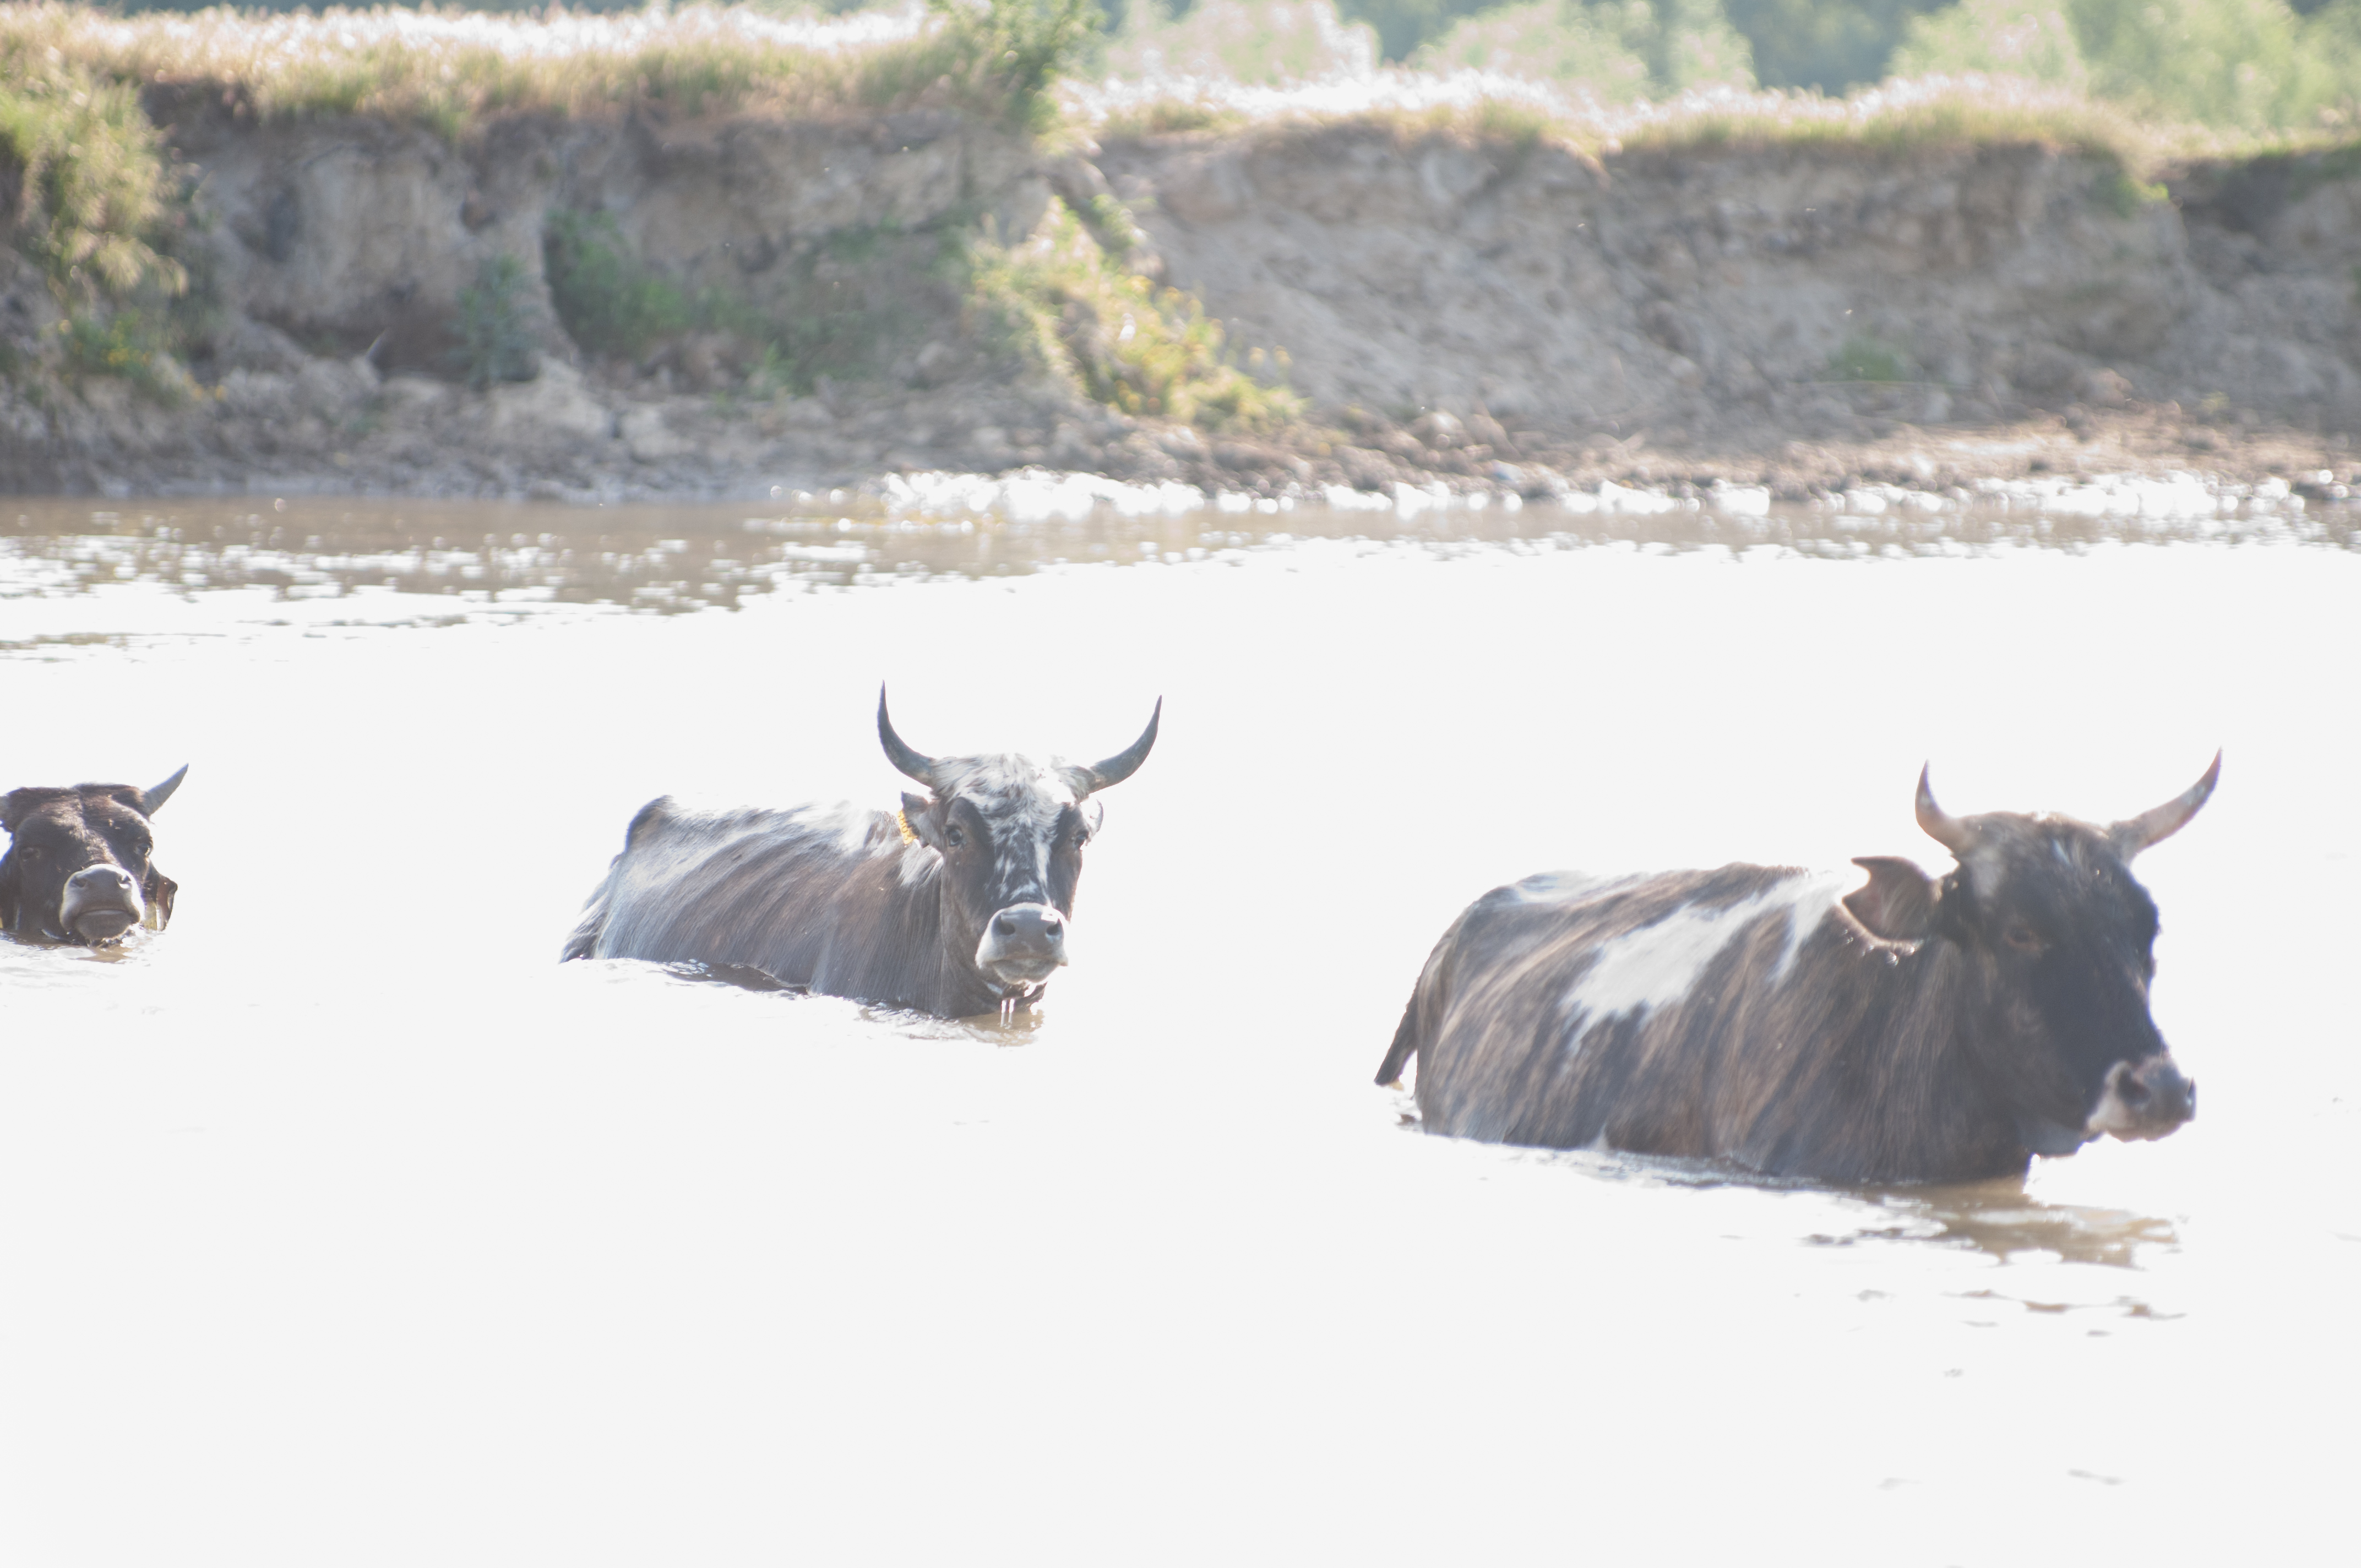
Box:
[1377,759,2219,1184]
[562,689,1159,1018]
[1,767,187,945]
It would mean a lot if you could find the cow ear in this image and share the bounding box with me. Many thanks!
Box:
[1084,800,1105,838]
[0,789,30,835]
[899,792,947,851]
[1842,856,1940,943]
[144,869,177,931]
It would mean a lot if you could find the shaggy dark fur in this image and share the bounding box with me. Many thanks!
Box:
[562,692,1158,1019]
[1,767,186,946]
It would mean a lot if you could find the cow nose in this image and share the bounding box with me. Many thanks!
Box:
[976,902,1069,982]
[68,865,136,896]
[2124,1055,2196,1127]
[994,908,1063,943]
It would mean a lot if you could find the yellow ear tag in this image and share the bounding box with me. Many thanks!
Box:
[895,809,920,846]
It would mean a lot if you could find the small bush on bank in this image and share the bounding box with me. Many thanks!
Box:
[450,253,538,388]
[543,211,698,362]
[960,197,1303,429]
[543,208,914,394]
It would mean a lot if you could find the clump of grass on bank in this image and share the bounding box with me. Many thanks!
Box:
[0,53,184,303]
[0,50,196,395]
[961,197,1302,429]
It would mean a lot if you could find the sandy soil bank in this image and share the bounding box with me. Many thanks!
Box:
[3,104,2355,502]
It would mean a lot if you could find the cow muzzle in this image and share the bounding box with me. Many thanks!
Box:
[976,902,1068,988]
[2086,1054,2196,1143]
[60,864,145,944]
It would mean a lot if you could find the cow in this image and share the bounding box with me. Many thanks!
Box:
[1375,758,2220,1184]
[562,689,1160,1019]
[1,766,188,946]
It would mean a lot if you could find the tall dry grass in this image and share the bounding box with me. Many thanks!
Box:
[1076,56,2357,178]
[0,2,980,137]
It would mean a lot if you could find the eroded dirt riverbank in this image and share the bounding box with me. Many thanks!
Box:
[4,101,2357,502]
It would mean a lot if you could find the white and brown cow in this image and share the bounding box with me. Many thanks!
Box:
[1377,759,2219,1184]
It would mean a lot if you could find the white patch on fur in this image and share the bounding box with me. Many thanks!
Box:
[1561,871,1849,1049]
[2085,1061,2146,1138]
[929,756,1078,909]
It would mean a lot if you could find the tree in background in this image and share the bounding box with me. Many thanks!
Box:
[1895,0,2360,131]
[1716,0,1945,90]
[1889,0,2086,87]
[1102,0,1379,81]
[1411,0,1755,97]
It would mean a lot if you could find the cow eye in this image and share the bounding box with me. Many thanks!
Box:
[945,825,965,848]
[2003,922,2046,953]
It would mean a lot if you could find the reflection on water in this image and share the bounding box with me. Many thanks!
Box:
[1499,1131,2179,1269]
[1820,1180,2181,1271]
[3,469,2351,624]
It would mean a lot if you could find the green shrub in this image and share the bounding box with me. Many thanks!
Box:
[960,196,1303,429]
[543,211,697,362]
[933,0,1104,129]
[450,253,540,389]
[543,208,905,393]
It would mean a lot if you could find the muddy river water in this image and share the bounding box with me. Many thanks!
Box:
[2,481,2355,1564]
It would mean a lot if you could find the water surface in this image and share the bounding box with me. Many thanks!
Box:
[2,486,2353,1564]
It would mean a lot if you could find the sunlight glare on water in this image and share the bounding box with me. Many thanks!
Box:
[1,494,2354,1565]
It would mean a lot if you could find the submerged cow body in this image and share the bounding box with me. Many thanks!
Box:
[562,690,1159,1017]
[1378,760,2219,1184]
[1,767,188,946]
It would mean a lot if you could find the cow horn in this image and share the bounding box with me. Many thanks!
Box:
[1915,764,1976,857]
[1065,698,1162,797]
[2110,751,2221,858]
[877,686,942,789]
[142,765,188,816]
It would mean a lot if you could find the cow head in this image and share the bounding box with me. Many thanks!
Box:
[0,766,187,945]
[879,688,1158,1000]
[1842,755,2218,1155]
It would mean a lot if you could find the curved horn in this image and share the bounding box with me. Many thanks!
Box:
[141,764,188,816]
[2110,750,2221,858]
[1915,763,1975,858]
[877,686,942,789]
[1065,698,1161,796]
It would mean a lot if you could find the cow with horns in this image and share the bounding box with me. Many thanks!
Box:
[562,689,1161,1018]
[2,766,188,946]
[1376,759,2221,1184]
